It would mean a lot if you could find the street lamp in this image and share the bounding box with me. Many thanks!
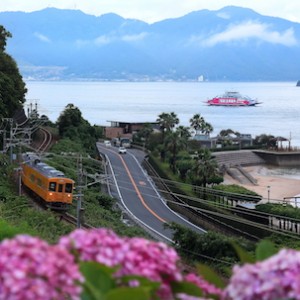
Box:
[267,186,270,202]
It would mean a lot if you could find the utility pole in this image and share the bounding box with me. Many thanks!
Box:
[9,118,13,163]
[3,118,14,162]
[76,154,84,228]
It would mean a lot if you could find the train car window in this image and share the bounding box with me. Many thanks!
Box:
[58,184,63,193]
[37,179,42,187]
[65,183,73,193]
[49,182,56,191]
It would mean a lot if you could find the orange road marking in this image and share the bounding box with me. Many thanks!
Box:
[119,155,166,223]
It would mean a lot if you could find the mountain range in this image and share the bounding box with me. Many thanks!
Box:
[1,6,300,81]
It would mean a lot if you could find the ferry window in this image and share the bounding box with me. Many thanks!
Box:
[65,183,73,193]
[49,182,56,192]
[58,184,63,193]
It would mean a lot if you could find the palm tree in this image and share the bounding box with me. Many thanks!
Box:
[177,125,191,141]
[190,148,219,189]
[165,127,188,173]
[157,112,179,135]
[156,112,180,161]
[190,114,205,136]
[201,122,214,136]
[139,123,153,148]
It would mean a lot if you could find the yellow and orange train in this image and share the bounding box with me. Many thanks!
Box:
[21,153,74,210]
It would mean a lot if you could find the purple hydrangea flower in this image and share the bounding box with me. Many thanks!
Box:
[0,235,83,300]
[224,248,300,300]
[59,228,182,299]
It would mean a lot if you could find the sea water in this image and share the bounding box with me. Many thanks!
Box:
[25,81,300,146]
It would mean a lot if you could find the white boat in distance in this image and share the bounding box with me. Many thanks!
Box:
[206,91,261,106]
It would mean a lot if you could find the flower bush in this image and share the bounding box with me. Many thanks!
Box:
[59,229,186,299]
[0,235,83,300]
[0,227,298,300]
[225,248,300,300]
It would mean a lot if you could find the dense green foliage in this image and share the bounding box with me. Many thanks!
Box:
[257,203,300,219]
[56,103,103,154]
[253,134,277,148]
[0,25,27,119]
[213,184,261,197]
[168,222,255,274]
[74,187,148,238]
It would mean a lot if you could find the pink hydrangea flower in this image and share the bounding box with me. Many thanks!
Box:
[0,235,83,300]
[59,228,183,299]
[59,228,127,267]
[224,248,300,300]
[118,237,183,299]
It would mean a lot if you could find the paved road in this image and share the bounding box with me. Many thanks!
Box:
[97,142,205,243]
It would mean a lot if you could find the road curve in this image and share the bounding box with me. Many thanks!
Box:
[97,142,206,243]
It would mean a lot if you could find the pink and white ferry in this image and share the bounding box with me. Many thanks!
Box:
[206,91,260,106]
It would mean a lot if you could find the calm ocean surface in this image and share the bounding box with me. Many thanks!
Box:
[25,81,300,146]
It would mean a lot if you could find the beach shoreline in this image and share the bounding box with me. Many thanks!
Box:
[224,165,300,204]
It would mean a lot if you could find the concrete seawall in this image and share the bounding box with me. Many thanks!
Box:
[253,150,300,167]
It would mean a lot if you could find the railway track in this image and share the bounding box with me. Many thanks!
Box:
[36,127,53,153]
[143,158,263,240]
[54,212,94,229]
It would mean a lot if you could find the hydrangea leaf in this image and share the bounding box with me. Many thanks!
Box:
[171,281,203,297]
[196,263,226,289]
[231,242,255,264]
[105,287,152,300]
[255,240,278,261]
[80,261,117,299]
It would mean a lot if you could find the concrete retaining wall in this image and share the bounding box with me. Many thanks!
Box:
[253,150,300,167]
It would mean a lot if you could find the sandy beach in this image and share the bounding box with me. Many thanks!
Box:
[224,165,300,204]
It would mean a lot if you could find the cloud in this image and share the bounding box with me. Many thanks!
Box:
[121,32,148,42]
[216,12,231,19]
[197,21,298,47]
[94,35,113,45]
[75,35,113,47]
[34,32,51,43]
[75,32,147,48]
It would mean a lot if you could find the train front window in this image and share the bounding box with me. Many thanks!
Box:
[58,184,63,193]
[49,182,56,191]
[65,183,73,193]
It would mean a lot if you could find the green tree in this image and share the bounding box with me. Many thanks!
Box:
[177,125,191,140]
[202,121,214,135]
[177,159,194,180]
[0,26,11,51]
[57,103,83,136]
[56,104,100,153]
[218,129,237,147]
[189,148,220,188]
[165,129,187,173]
[190,113,204,135]
[254,134,276,149]
[0,25,27,119]
[190,114,213,136]
[157,112,179,138]
[156,112,179,161]
[138,123,153,148]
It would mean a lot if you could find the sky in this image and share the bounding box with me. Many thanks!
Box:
[0,0,300,24]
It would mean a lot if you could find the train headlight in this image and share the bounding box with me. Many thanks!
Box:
[49,192,53,196]
[67,194,71,197]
